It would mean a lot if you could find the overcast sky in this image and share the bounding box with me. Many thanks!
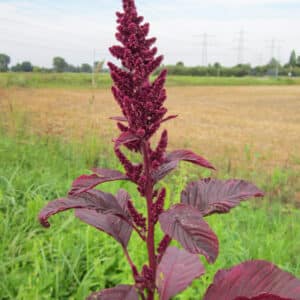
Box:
[0,0,299,67]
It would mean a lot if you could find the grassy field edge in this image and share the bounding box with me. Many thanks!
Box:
[1,131,300,299]
[1,72,300,89]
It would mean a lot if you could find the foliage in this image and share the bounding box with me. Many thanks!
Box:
[289,50,297,67]
[80,64,93,73]
[0,53,10,72]
[11,61,33,72]
[37,1,300,299]
[53,56,68,73]
[1,129,300,299]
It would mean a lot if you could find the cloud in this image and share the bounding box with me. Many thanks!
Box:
[0,0,299,67]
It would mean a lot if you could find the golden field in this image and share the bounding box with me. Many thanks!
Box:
[1,86,300,170]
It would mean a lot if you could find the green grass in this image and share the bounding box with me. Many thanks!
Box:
[0,72,300,89]
[0,130,300,300]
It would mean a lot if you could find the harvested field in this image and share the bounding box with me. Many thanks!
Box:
[1,86,300,169]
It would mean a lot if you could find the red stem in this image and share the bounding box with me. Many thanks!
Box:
[142,141,156,300]
[123,246,138,278]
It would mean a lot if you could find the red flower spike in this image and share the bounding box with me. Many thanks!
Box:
[152,188,166,224]
[109,0,168,141]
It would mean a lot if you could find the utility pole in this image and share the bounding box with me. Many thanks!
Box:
[276,44,281,78]
[92,48,96,88]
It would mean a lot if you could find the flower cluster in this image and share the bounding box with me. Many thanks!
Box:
[109,0,168,143]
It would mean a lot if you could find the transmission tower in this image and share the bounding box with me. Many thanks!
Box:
[266,39,282,78]
[236,29,246,64]
[194,33,215,66]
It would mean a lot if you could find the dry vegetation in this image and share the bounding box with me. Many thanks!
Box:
[1,86,300,170]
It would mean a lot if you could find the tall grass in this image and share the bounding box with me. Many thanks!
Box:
[1,127,300,299]
[0,72,300,89]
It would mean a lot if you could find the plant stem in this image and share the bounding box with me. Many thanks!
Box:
[142,141,156,300]
[123,246,138,278]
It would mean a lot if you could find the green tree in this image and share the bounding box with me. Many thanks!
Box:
[11,61,33,72]
[269,58,280,68]
[11,64,22,72]
[289,50,297,67]
[53,57,68,72]
[0,53,10,72]
[20,61,33,72]
[297,56,300,67]
[176,61,184,67]
[66,64,80,72]
[80,63,92,73]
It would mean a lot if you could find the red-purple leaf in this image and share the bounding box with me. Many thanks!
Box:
[166,150,216,170]
[75,209,132,247]
[181,178,264,217]
[110,116,128,122]
[91,168,128,179]
[115,189,131,212]
[203,260,300,300]
[114,131,139,149]
[161,115,178,123]
[69,170,128,196]
[152,160,178,182]
[87,285,138,300]
[156,246,205,300]
[236,295,292,300]
[39,190,126,228]
[159,204,219,263]
[153,150,215,182]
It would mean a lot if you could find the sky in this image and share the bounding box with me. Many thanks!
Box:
[0,0,299,67]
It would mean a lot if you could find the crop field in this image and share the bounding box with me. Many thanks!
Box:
[1,76,300,299]
[1,84,300,170]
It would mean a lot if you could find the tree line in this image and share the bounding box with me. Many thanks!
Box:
[0,55,105,73]
[0,51,300,77]
[155,50,300,77]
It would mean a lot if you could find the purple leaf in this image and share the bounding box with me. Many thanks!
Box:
[153,150,215,183]
[181,178,264,217]
[69,170,128,196]
[110,116,128,122]
[236,295,292,300]
[87,285,138,300]
[156,246,205,300]
[39,190,126,228]
[203,260,300,300]
[114,131,139,149]
[115,189,131,212]
[166,150,216,170]
[159,204,219,263]
[152,160,179,182]
[161,115,178,123]
[75,209,132,247]
[91,168,128,179]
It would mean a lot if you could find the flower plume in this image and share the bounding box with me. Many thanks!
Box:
[109,0,168,143]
